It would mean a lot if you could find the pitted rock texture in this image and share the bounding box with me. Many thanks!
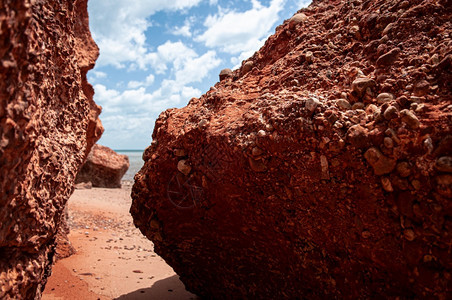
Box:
[54,207,75,261]
[76,144,130,188]
[132,0,451,298]
[0,0,102,299]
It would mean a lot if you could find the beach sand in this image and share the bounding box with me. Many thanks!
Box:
[42,182,196,300]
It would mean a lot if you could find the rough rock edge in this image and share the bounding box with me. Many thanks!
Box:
[0,0,102,298]
[132,0,451,298]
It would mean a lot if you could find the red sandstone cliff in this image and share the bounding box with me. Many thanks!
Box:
[131,0,451,298]
[0,0,102,298]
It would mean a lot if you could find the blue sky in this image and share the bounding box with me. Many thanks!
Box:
[87,0,312,150]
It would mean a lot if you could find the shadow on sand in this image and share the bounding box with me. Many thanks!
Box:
[115,275,199,300]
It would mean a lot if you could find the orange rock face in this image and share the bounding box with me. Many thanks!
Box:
[76,144,129,188]
[131,0,451,298]
[0,0,102,298]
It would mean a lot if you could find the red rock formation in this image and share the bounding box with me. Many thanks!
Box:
[76,144,130,188]
[54,207,75,261]
[131,0,451,298]
[0,0,102,298]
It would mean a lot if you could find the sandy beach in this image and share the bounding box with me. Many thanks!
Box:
[42,182,197,300]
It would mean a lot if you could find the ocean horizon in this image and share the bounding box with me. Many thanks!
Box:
[116,150,144,182]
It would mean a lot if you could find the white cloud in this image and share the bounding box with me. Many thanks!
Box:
[94,39,219,120]
[97,114,155,149]
[175,50,221,85]
[127,81,144,89]
[197,0,286,55]
[93,40,220,148]
[127,74,155,89]
[91,70,107,78]
[172,23,192,37]
[140,40,221,80]
[171,18,195,37]
[157,41,197,69]
[87,70,108,84]
[95,82,191,115]
[88,0,203,69]
[143,40,198,75]
[181,86,202,99]
[298,0,311,8]
[145,74,156,85]
[94,80,203,149]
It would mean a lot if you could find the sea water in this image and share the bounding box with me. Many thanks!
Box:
[116,150,144,181]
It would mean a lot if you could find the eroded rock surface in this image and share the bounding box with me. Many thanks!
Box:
[132,0,451,298]
[0,0,102,298]
[76,144,129,188]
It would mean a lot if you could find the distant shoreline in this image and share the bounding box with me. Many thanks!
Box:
[114,149,144,152]
[116,150,145,181]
